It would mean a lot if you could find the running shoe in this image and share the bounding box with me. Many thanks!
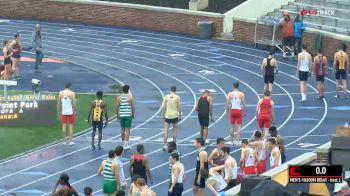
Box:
[69,141,75,146]
[62,141,66,146]
[335,94,339,98]
[162,145,168,151]
[124,144,131,150]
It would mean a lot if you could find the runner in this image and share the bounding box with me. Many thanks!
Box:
[249,131,267,174]
[256,90,274,139]
[333,43,349,99]
[31,24,43,73]
[10,33,22,80]
[135,178,156,196]
[193,138,208,196]
[240,139,257,176]
[226,82,246,146]
[87,91,108,150]
[116,85,134,150]
[168,141,181,187]
[97,150,121,196]
[115,146,127,191]
[312,49,328,99]
[208,138,226,169]
[168,153,185,196]
[202,167,227,196]
[57,82,76,145]
[129,144,153,185]
[196,90,213,143]
[296,44,312,102]
[220,146,238,186]
[261,52,278,93]
[268,138,282,168]
[2,40,12,80]
[128,175,140,196]
[162,86,181,151]
[51,173,79,196]
[269,126,286,163]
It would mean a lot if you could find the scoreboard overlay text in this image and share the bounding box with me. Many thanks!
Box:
[289,165,342,183]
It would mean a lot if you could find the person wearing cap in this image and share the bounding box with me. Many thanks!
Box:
[333,181,350,196]
[51,173,78,196]
[31,24,43,73]
[280,12,295,58]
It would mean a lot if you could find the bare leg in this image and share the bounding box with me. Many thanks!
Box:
[200,127,203,139]
[125,128,130,141]
[198,188,205,196]
[163,122,169,146]
[236,124,241,143]
[342,79,347,96]
[335,80,340,96]
[121,128,125,141]
[69,123,74,143]
[229,124,235,143]
[264,127,269,139]
[193,186,198,196]
[172,123,177,144]
[269,83,273,94]
[98,128,102,148]
[203,127,208,142]
[91,128,96,149]
[62,123,66,144]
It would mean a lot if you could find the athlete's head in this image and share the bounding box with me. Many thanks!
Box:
[194,137,205,148]
[96,91,103,99]
[59,173,70,186]
[64,82,71,89]
[216,137,225,148]
[254,131,262,139]
[242,139,249,147]
[268,51,275,57]
[199,168,209,179]
[222,146,230,156]
[137,144,144,154]
[136,177,146,187]
[115,146,124,156]
[122,85,129,93]
[233,82,239,89]
[264,89,271,97]
[203,90,210,96]
[268,138,277,147]
[108,150,116,158]
[170,86,176,92]
[170,152,180,164]
[35,24,41,31]
[317,48,323,55]
[14,33,21,39]
[168,141,177,153]
[339,42,347,51]
[84,186,92,196]
[302,44,308,50]
[3,40,9,47]
[269,126,277,137]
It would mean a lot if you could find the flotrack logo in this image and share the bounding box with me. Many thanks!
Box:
[300,8,335,16]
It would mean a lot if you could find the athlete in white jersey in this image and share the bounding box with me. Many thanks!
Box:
[268,138,281,168]
[297,44,312,102]
[240,139,257,175]
[226,82,246,146]
[249,131,267,174]
[169,153,185,196]
[58,82,76,145]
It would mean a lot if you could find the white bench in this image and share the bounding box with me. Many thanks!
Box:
[0,80,17,97]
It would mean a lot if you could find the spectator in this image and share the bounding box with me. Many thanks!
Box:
[129,144,153,184]
[280,12,295,58]
[294,14,305,54]
[51,173,78,196]
[333,181,350,196]
[84,186,92,196]
[269,126,286,163]
[136,178,156,196]
[31,24,43,73]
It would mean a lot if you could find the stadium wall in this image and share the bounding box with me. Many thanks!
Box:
[232,18,350,60]
[0,0,224,37]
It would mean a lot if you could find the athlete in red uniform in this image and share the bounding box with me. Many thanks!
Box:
[256,90,274,139]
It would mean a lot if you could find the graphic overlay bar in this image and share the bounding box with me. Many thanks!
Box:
[289,165,343,183]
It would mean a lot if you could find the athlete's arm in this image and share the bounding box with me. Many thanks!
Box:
[104,102,109,122]
[162,96,168,119]
[270,100,275,123]
[206,179,219,195]
[274,59,279,74]
[308,53,312,72]
[115,96,121,117]
[255,99,261,119]
[240,148,247,165]
[274,150,281,168]
[130,96,135,118]
[57,92,62,114]
[97,161,105,176]
[226,93,231,117]
[346,53,349,72]
[177,96,181,120]
[324,57,328,75]
[128,157,133,177]
[241,93,246,117]
[197,151,207,183]
[226,161,233,183]
[87,102,94,122]
[51,188,67,196]
[71,92,77,114]
[296,53,301,75]
[333,53,337,72]
[208,149,218,167]
[261,58,266,75]
[144,157,153,183]
[208,96,213,120]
